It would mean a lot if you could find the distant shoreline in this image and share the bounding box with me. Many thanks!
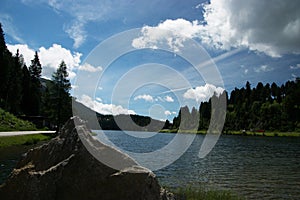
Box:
[159,129,300,137]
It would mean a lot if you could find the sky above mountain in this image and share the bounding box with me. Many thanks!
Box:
[1,0,300,121]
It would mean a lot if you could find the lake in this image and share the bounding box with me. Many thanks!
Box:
[95,131,300,199]
[1,131,299,199]
[0,144,36,184]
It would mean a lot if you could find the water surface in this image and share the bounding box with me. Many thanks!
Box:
[0,145,35,184]
[96,131,300,199]
[1,131,299,199]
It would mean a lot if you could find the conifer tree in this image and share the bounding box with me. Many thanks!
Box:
[51,61,72,129]
[0,23,11,107]
[21,64,31,115]
[29,51,42,80]
[6,50,23,114]
[28,51,42,115]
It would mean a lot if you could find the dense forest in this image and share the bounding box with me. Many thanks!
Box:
[171,79,300,132]
[0,23,72,130]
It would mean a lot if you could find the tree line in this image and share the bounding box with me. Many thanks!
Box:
[170,79,300,132]
[0,23,72,130]
[1,22,299,132]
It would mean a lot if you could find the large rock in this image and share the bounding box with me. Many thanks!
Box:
[0,117,173,200]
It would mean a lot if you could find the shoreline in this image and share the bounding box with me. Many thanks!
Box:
[159,129,300,137]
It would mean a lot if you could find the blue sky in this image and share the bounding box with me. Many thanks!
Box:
[1,0,300,121]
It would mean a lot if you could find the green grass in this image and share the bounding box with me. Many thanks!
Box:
[160,129,207,134]
[0,108,37,131]
[161,128,300,137]
[159,129,178,133]
[173,186,243,200]
[0,134,52,148]
[224,130,300,137]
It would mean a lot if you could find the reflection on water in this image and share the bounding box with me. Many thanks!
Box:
[96,131,300,199]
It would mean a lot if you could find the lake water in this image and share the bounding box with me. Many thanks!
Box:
[1,132,299,199]
[95,131,300,199]
[0,145,35,184]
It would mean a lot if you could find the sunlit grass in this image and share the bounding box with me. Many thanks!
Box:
[0,108,37,131]
[225,130,300,137]
[0,134,52,148]
[161,128,300,137]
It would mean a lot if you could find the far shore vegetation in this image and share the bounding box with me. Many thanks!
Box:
[160,129,300,137]
[166,80,300,134]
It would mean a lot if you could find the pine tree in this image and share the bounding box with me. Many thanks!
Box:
[0,23,11,107]
[172,109,181,130]
[0,23,5,50]
[51,61,72,129]
[6,50,23,114]
[28,51,42,115]
[21,64,31,115]
[29,51,42,80]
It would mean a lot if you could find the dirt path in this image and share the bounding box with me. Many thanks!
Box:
[0,131,56,137]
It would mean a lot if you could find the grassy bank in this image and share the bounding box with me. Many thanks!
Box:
[0,134,52,148]
[172,186,243,200]
[224,130,300,137]
[160,129,206,134]
[0,108,37,131]
[160,129,300,137]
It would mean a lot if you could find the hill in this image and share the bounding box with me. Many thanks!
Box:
[0,108,37,131]
[73,100,168,131]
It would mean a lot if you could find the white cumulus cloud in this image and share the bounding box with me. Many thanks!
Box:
[132,18,201,52]
[7,43,82,79]
[183,84,224,103]
[78,94,136,115]
[7,44,35,66]
[200,0,300,57]
[132,0,300,57]
[134,94,154,102]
